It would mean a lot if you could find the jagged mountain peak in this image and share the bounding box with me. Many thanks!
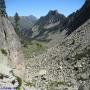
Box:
[32,10,66,39]
[47,10,59,16]
[35,10,66,25]
[46,10,66,23]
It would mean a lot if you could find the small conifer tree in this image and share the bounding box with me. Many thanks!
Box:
[14,12,20,35]
[0,0,7,17]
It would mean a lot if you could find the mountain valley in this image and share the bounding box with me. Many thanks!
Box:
[0,0,90,90]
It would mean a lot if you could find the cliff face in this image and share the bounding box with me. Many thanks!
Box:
[0,16,25,88]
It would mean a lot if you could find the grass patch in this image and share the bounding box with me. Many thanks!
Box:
[16,76,22,90]
[25,82,35,87]
[22,41,47,59]
[10,70,22,90]
[49,81,65,87]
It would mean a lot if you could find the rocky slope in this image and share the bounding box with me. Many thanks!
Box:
[0,16,25,88]
[26,17,90,90]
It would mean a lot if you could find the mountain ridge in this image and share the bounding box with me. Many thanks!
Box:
[32,10,66,41]
[65,0,90,35]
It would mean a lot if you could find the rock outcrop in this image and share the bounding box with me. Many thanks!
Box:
[0,15,25,88]
[0,65,19,88]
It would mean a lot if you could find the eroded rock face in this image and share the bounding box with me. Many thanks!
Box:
[26,18,90,90]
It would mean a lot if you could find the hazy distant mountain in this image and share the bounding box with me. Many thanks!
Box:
[9,15,37,29]
[9,15,37,38]
[20,15,37,29]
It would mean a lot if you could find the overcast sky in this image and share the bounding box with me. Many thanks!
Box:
[6,0,85,18]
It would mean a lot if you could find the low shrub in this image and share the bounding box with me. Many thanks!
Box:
[1,49,7,56]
